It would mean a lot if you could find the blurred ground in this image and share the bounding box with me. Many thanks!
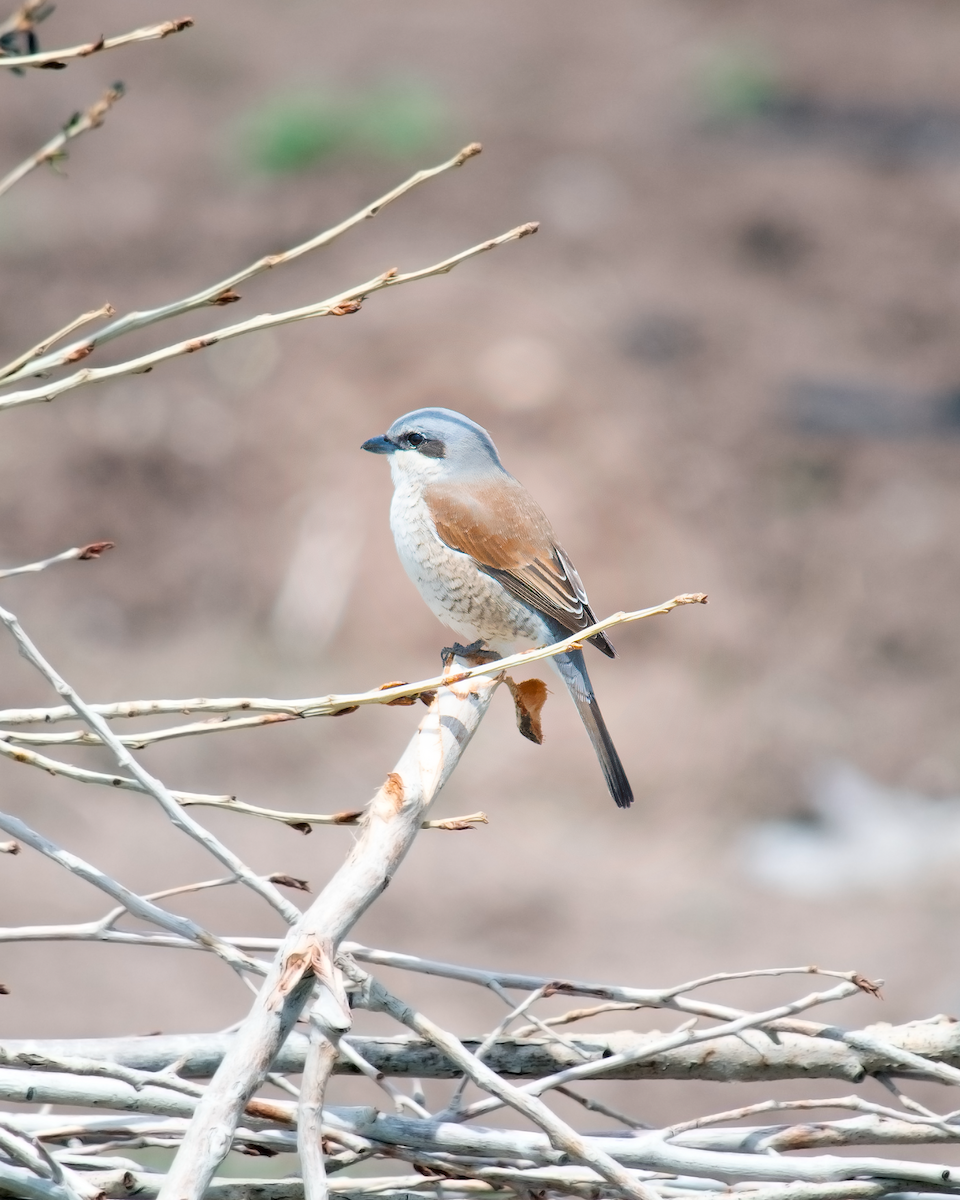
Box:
[2,0,960,1138]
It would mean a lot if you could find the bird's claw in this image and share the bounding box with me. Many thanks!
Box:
[441,639,500,668]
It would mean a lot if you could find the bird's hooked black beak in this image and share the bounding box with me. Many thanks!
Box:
[361,434,395,454]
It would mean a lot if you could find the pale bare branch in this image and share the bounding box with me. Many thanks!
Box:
[345,962,661,1200]
[1,143,483,386]
[0,306,113,383]
[0,734,233,804]
[0,85,124,200]
[0,600,301,924]
[0,17,193,70]
[0,807,255,975]
[0,224,538,413]
[0,541,113,581]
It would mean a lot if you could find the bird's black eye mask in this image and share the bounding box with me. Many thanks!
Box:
[401,431,446,458]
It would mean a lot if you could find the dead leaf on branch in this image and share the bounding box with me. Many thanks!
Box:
[506,677,548,745]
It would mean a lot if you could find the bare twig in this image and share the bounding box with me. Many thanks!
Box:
[0,601,301,924]
[0,808,256,977]
[342,942,860,1029]
[0,224,537,413]
[0,143,483,387]
[178,794,488,832]
[0,307,113,383]
[554,1085,650,1130]
[0,541,113,581]
[335,1037,431,1118]
[0,734,233,803]
[0,3,54,41]
[0,85,124,199]
[0,17,193,70]
[346,963,661,1200]
[449,978,865,1122]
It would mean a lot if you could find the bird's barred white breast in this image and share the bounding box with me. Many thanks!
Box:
[388,472,546,654]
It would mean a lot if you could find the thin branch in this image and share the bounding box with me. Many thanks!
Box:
[512,1000,645,1037]
[346,964,660,1200]
[0,1120,82,1199]
[0,3,54,41]
[0,85,124,200]
[1,143,483,386]
[554,1085,651,1130]
[0,1047,204,1102]
[0,601,301,924]
[0,17,193,70]
[661,1092,960,1143]
[335,1038,431,1118]
[0,223,538,413]
[0,808,256,976]
[0,541,113,581]
[453,979,865,1122]
[0,595,707,729]
[0,734,233,804]
[342,942,864,1029]
[0,307,113,383]
[177,794,488,832]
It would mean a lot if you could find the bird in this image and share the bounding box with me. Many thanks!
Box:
[361,407,633,809]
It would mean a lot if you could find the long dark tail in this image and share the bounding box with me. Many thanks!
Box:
[553,648,633,809]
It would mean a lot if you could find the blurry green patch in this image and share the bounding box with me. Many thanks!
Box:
[695,46,781,124]
[237,81,446,175]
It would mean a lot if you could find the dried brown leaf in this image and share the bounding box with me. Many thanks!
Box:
[506,676,548,744]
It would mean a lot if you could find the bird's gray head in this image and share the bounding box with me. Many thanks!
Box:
[361,408,505,481]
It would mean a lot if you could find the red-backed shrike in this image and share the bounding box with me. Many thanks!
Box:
[362,408,632,809]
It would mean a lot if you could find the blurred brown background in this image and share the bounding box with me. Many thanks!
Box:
[2,0,960,1139]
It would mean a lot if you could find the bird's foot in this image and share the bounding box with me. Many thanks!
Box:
[441,639,500,668]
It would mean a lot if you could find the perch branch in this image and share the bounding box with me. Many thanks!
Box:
[156,672,501,1200]
[0,595,706,730]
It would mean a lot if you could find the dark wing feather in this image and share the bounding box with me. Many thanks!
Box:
[425,478,615,657]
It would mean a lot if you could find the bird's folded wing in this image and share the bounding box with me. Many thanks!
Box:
[425,480,614,655]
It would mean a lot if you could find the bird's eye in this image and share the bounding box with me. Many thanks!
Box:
[405,432,426,447]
